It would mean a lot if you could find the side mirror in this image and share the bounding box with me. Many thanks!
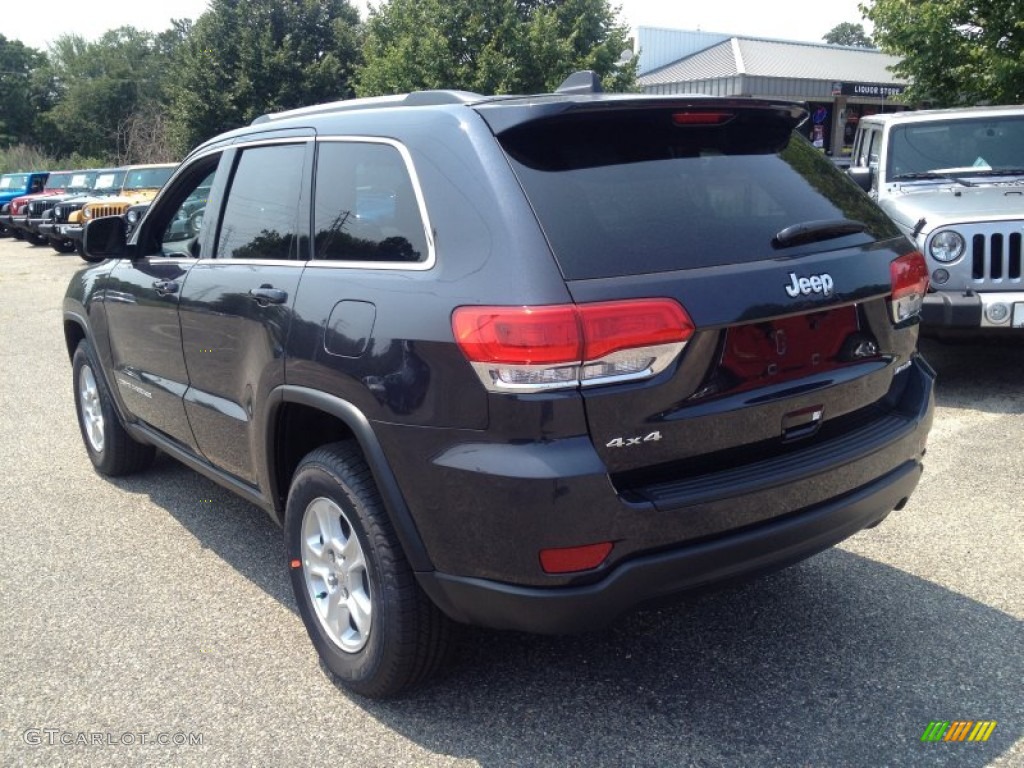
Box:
[83,216,135,260]
[847,167,874,193]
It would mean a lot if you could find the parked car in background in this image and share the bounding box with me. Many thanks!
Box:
[75,163,176,261]
[849,106,1024,332]
[66,74,934,697]
[0,172,49,236]
[2,171,77,240]
[48,169,128,254]
[123,202,150,237]
[22,170,100,245]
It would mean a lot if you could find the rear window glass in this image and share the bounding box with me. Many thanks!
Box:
[499,109,897,280]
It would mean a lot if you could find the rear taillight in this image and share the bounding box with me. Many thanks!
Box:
[890,252,929,324]
[452,299,693,393]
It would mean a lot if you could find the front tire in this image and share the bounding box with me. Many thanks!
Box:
[51,238,76,253]
[72,340,155,476]
[286,442,452,698]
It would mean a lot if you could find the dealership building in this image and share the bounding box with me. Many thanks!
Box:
[635,28,909,158]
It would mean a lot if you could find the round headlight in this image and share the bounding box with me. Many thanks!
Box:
[929,230,965,263]
[83,208,92,219]
[126,210,138,224]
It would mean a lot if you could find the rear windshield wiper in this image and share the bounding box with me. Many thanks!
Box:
[890,171,975,187]
[772,219,868,250]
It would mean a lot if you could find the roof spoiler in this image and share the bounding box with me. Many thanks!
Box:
[555,71,603,95]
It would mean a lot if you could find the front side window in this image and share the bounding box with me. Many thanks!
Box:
[313,141,429,263]
[216,144,306,261]
[161,170,216,257]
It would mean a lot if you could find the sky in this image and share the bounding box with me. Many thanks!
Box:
[3,0,872,52]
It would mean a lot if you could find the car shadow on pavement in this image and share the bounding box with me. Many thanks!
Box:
[111,457,1021,768]
[920,337,1024,415]
[365,552,1022,767]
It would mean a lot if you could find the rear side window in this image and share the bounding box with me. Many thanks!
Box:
[313,140,429,263]
[217,144,306,260]
[499,109,898,280]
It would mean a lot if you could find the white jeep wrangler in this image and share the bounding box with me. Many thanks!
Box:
[849,106,1024,331]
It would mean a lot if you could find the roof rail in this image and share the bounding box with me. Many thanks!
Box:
[555,70,603,95]
[251,90,484,125]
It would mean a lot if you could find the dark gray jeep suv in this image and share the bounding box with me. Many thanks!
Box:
[64,73,935,698]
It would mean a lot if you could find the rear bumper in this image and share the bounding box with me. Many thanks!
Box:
[418,458,922,633]
[400,357,934,632]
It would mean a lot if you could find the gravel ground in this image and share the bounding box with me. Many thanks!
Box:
[0,236,1020,767]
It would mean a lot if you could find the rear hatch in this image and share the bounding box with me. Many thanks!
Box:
[477,98,924,495]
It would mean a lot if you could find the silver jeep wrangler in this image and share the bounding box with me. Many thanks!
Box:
[849,106,1024,331]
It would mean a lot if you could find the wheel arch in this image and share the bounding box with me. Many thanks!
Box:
[264,386,434,572]
[63,311,88,362]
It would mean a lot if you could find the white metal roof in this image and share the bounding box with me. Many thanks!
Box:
[640,35,904,87]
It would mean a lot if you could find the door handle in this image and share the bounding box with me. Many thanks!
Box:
[153,279,179,295]
[249,285,288,305]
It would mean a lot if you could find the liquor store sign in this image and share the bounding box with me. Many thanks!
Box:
[831,82,906,98]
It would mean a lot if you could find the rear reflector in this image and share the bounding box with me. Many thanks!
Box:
[453,299,693,392]
[539,542,614,574]
[890,252,929,324]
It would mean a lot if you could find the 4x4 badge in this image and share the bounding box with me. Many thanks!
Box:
[785,272,834,298]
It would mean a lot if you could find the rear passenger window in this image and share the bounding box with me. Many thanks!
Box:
[313,141,428,263]
[218,144,306,260]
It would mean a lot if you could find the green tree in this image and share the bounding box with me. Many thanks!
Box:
[357,0,636,97]
[822,21,874,47]
[35,27,181,161]
[0,35,46,147]
[168,0,362,155]
[862,0,1024,106]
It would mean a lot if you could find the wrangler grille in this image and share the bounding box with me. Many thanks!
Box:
[972,231,1024,282]
[54,203,84,224]
[28,199,58,216]
[88,204,129,219]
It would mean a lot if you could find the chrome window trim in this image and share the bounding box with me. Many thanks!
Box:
[307,136,436,271]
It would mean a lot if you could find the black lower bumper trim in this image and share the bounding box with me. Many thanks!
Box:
[417,460,922,634]
[922,291,982,328]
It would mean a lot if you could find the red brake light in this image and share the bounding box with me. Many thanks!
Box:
[672,112,735,126]
[539,542,614,574]
[891,251,929,297]
[580,300,694,360]
[452,305,581,365]
[889,251,929,323]
[453,299,693,392]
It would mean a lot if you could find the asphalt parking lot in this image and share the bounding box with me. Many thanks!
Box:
[0,236,1020,767]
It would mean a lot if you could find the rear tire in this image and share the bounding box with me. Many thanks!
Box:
[72,339,155,476]
[285,442,452,698]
